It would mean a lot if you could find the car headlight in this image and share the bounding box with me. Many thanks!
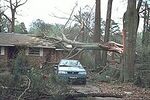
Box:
[58,70,67,74]
[79,71,86,75]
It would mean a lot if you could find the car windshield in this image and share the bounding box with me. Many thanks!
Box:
[59,59,81,67]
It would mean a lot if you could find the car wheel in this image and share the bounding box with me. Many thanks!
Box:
[82,79,86,85]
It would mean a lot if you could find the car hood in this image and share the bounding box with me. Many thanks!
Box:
[58,66,86,72]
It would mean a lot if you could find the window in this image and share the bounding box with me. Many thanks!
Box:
[26,47,43,56]
[0,47,5,55]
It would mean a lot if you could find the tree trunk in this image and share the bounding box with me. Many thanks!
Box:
[102,0,113,66]
[0,0,2,32]
[122,0,138,82]
[0,12,2,32]
[10,8,15,32]
[93,0,102,67]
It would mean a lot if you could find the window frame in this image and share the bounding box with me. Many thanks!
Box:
[26,47,43,56]
[0,47,5,55]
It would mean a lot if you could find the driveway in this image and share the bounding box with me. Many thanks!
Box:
[71,83,122,100]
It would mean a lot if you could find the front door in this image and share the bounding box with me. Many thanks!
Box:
[7,46,19,60]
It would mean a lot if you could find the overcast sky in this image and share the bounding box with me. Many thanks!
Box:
[14,0,127,29]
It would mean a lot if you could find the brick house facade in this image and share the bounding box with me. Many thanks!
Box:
[0,33,67,67]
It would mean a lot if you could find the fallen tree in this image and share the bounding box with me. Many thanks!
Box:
[65,92,125,99]
[43,34,123,54]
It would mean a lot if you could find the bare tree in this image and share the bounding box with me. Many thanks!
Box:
[3,0,28,32]
[0,0,2,32]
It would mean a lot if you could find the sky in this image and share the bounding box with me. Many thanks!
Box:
[4,0,128,29]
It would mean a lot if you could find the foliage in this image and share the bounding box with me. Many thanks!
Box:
[27,67,70,99]
[79,50,95,69]
[92,66,120,83]
[0,17,28,33]
[134,63,150,88]
[0,17,9,32]
[101,19,121,42]
[14,21,28,34]
[0,51,70,99]
[29,19,62,37]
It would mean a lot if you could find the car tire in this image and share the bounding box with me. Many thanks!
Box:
[82,79,86,85]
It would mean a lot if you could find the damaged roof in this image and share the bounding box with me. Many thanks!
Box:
[0,33,55,48]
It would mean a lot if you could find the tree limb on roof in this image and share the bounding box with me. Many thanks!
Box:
[43,34,123,54]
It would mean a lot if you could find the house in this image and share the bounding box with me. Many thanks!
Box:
[0,33,67,67]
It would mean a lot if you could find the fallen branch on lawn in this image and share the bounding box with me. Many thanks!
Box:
[35,92,125,99]
[18,76,31,100]
[65,92,125,98]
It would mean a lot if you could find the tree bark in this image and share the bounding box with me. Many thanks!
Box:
[0,0,2,32]
[0,12,2,32]
[93,0,102,67]
[123,0,138,82]
[102,0,113,66]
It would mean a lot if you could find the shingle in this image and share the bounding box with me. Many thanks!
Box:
[0,33,55,48]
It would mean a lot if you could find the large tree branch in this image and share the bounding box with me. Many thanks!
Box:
[2,13,12,23]
[18,76,31,100]
[44,35,123,54]
[137,0,143,13]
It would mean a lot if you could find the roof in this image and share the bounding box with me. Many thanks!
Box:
[0,33,55,48]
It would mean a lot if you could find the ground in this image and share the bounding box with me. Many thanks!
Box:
[97,82,150,100]
[70,69,150,100]
[71,82,150,100]
[1,67,150,100]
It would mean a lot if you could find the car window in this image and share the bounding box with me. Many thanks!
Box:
[59,60,69,65]
[59,60,81,67]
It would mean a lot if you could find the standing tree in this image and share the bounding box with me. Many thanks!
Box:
[3,0,28,32]
[93,0,102,67]
[0,14,1,32]
[0,0,2,32]
[121,0,142,82]
[102,0,113,66]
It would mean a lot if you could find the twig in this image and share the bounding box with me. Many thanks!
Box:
[65,47,77,58]
[63,2,78,29]
[67,48,84,59]
[17,76,31,100]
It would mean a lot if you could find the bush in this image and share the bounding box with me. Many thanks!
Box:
[27,67,70,99]
[134,63,150,88]
[0,51,70,100]
[90,66,120,83]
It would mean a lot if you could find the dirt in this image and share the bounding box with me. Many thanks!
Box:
[97,82,150,100]
[71,82,150,100]
[71,83,122,100]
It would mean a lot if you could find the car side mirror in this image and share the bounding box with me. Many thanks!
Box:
[53,65,58,70]
[83,66,86,69]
